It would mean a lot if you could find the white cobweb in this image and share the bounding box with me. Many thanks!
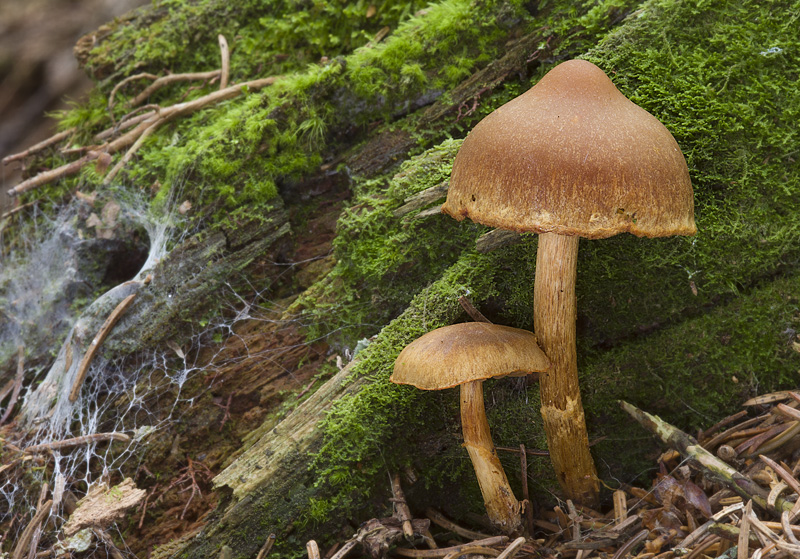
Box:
[0,185,370,554]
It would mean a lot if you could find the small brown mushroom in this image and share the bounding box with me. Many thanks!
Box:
[391,322,551,534]
[442,59,696,507]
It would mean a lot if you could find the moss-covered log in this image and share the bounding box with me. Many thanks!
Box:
[2,0,800,557]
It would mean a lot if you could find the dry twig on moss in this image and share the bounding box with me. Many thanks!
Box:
[7,77,280,198]
[218,34,230,90]
[2,128,76,166]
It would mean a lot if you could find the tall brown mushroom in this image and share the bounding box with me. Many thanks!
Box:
[441,59,696,507]
[391,322,551,534]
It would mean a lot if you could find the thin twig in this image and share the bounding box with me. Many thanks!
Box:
[7,152,100,197]
[24,432,130,454]
[496,446,548,456]
[95,108,157,141]
[394,536,508,557]
[218,35,230,90]
[425,508,490,541]
[8,77,279,197]
[0,201,36,220]
[390,473,414,539]
[108,72,159,117]
[442,546,499,559]
[610,529,647,559]
[519,444,534,537]
[69,293,137,402]
[458,296,491,323]
[102,120,161,185]
[329,540,357,559]
[495,537,526,559]
[11,499,52,559]
[129,70,221,107]
[2,128,76,165]
[256,534,277,559]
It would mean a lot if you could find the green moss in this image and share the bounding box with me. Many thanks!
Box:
[305,249,498,527]
[300,0,800,532]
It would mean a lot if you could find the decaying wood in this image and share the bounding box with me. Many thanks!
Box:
[69,292,137,402]
[0,345,24,424]
[393,180,449,217]
[476,229,523,253]
[62,478,146,536]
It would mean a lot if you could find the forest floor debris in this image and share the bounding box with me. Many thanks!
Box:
[3,359,800,558]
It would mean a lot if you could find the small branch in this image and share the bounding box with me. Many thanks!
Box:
[619,400,795,513]
[218,35,230,90]
[69,293,137,402]
[390,473,414,540]
[8,77,280,197]
[256,534,277,559]
[0,346,24,425]
[394,536,508,558]
[307,540,321,559]
[108,73,159,118]
[424,509,490,542]
[458,296,491,323]
[519,444,534,537]
[24,432,130,454]
[11,498,52,559]
[495,537,526,559]
[2,128,76,165]
[102,120,162,185]
[129,70,222,107]
[7,152,100,197]
[393,180,449,217]
[476,229,523,253]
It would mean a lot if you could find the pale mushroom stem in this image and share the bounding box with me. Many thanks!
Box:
[460,380,522,534]
[533,232,600,507]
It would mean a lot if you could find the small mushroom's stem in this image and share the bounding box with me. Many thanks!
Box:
[460,380,522,534]
[533,232,600,507]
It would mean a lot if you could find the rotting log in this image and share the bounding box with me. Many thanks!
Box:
[4,0,800,556]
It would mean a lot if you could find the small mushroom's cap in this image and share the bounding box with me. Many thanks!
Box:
[391,322,551,390]
[441,59,696,239]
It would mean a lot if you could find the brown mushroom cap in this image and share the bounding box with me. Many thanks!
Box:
[441,59,696,239]
[391,322,551,390]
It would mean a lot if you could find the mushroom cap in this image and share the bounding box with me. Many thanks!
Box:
[441,59,696,239]
[391,322,551,390]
